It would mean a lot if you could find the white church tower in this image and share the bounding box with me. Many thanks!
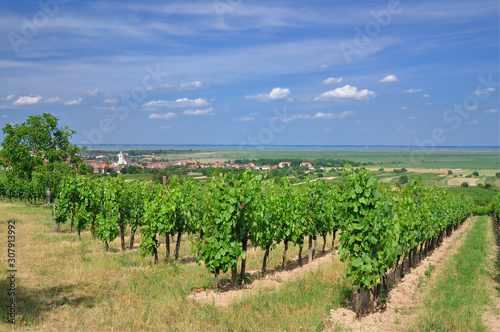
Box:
[117,151,127,165]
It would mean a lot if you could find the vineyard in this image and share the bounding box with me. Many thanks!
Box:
[0,164,484,319]
[0,180,48,206]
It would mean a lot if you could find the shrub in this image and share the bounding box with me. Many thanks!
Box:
[472,171,479,177]
[447,170,453,175]
[398,175,409,185]
[461,182,469,187]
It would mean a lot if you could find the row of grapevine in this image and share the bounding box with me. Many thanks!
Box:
[55,176,150,250]
[490,193,500,217]
[489,194,500,246]
[340,165,473,316]
[54,172,344,287]
[0,180,48,205]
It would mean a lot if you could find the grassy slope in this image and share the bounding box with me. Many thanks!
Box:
[0,203,352,331]
[409,216,498,331]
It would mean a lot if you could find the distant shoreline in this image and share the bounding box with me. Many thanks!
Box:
[80,144,500,152]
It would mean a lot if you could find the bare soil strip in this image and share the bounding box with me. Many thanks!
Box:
[328,219,473,332]
[188,249,338,307]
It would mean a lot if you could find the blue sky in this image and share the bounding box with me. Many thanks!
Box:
[0,0,498,147]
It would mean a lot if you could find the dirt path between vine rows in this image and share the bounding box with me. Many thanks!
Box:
[188,218,477,329]
[188,248,338,307]
[328,218,473,331]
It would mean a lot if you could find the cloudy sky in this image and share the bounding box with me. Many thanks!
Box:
[0,0,498,146]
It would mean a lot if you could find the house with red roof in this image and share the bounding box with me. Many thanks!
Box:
[279,162,291,168]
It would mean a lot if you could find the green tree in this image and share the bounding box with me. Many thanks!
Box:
[0,113,84,204]
[398,174,409,185]
[78,163,94,175]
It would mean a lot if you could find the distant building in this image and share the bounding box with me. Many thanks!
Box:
[117,151,131,165]
[279,162,291,168]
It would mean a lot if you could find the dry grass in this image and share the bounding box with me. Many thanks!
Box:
[447,177,480,186]
[0,203,350,331]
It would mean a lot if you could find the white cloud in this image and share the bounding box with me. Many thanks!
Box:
[64,97,83,105]
[104,98,117,104]
[84,89,99,96]
[397,126,405,131]
[156,83,175,89]
[154,81,204,91]
[1,115,8,118]
[408,116,416,120]
[314,111,355,119]
[13,95,42,105]
[161,125,171,129]
[465,105,478,111]
[323,128,331,131]
[249,112,259,116]
[183,107,214,116]
[425,102,432,106]
[245,87,291,102]
[323,77,343,85]
[233,116,254,121]
[277,111,355,123]
[93,106,116,111]
[143,98,210,108]
[422,94,430,98]
[400,106,408,110]
[149,112,177,119]
[321,64,330,69]
[5,95,14,101]
[466,120,478,125]
[314,85,375,101]
[379,75,398,83]
[474,87,495,95]
[404,88,421,93]
[179,81,203,90]
[484,108,498,113]
[45,97,63,104]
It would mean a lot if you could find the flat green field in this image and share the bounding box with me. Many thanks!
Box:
[163,150,500,170]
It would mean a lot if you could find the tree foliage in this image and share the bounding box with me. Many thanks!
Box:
[0,113,84,190]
